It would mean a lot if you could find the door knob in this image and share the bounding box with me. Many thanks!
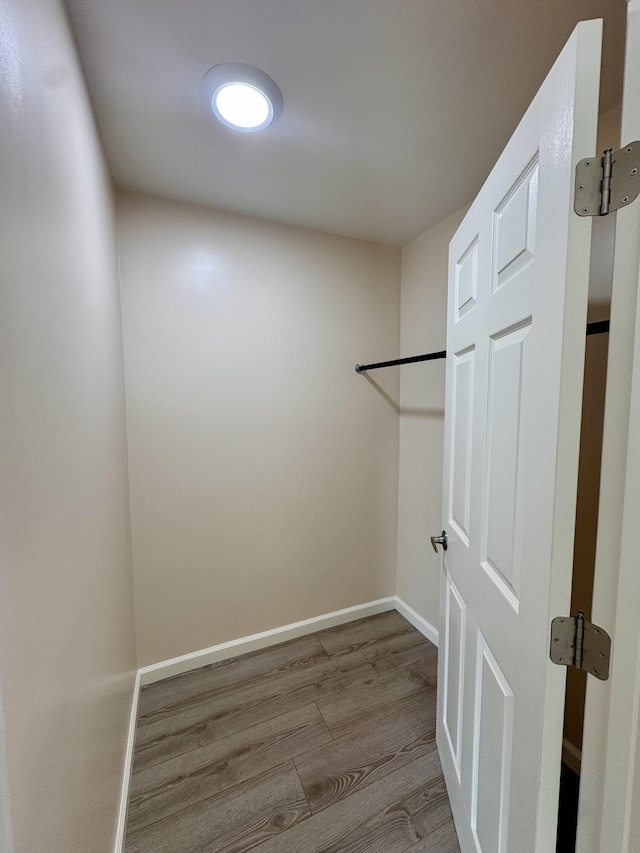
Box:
[431,530,448,553]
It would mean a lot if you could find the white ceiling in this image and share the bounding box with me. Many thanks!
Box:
[65,0,625,246]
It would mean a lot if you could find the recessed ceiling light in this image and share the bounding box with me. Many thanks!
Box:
[202,63,283,133]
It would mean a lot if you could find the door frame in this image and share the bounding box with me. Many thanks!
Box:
[0,682,13,853]
[577,1,640,850]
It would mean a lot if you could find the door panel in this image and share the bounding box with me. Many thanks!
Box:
[493,158,538,291]
[455,238,479,320]
[471,633,514,853]
[450,348,475,544]
[443,575,466,779]
[482,320,531,611]
[437,20,602,853]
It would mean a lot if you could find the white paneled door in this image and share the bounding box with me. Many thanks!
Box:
[437,20,602,853]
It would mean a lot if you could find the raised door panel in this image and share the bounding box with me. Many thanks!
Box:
[480,321,532,612]
[443,575,467,781]
[449,348,475,545]
[456,237,479,321]
[471,633,514,853]
[492,159,539,293]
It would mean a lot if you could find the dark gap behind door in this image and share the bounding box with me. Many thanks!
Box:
[557,317,610,852]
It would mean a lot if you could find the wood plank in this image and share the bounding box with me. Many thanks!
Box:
[317,657,437,740]
[134,651,373,771]
[138,634,328,717]
[125,761,310,853]
[366,635,437,674]
[125,613,457,853]
[295,697,437,813]
[316,610,417,656]
[404,819,461,852]
[252,751,453,853]
[317,610,437,674]
[128,703,331,835]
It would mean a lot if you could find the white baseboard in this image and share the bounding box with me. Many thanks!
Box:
[138,597,397,686]
[113,670,141,853]
[395,597,439,647]
[562,737,582,776]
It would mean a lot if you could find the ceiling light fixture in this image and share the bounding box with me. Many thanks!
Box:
[202,63,283,133]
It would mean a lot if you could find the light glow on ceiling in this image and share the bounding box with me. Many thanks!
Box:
[214,83,271,131]
[202,63,283,133]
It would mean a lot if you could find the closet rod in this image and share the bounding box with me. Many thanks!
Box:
[585,319,610,336]
[355,319,610,374]
[355,350,446,373]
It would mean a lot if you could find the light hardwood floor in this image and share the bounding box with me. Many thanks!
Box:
[124,610,461,852]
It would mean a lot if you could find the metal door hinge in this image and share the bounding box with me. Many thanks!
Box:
[575,142,640,216]
[550,612,611,680]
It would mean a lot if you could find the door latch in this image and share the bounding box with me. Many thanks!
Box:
[430,530,448,553]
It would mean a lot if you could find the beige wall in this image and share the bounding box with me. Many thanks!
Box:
[0,0,136,851]
[117,191,401,666]
[396,208,467,630]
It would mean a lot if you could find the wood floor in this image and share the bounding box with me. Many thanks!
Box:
[124,610,461,853]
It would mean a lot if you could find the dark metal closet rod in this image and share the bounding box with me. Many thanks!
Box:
[585,319,610,336]
[355,319,610,374]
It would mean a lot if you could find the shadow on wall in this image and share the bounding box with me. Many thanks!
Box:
[362,372,444,418]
